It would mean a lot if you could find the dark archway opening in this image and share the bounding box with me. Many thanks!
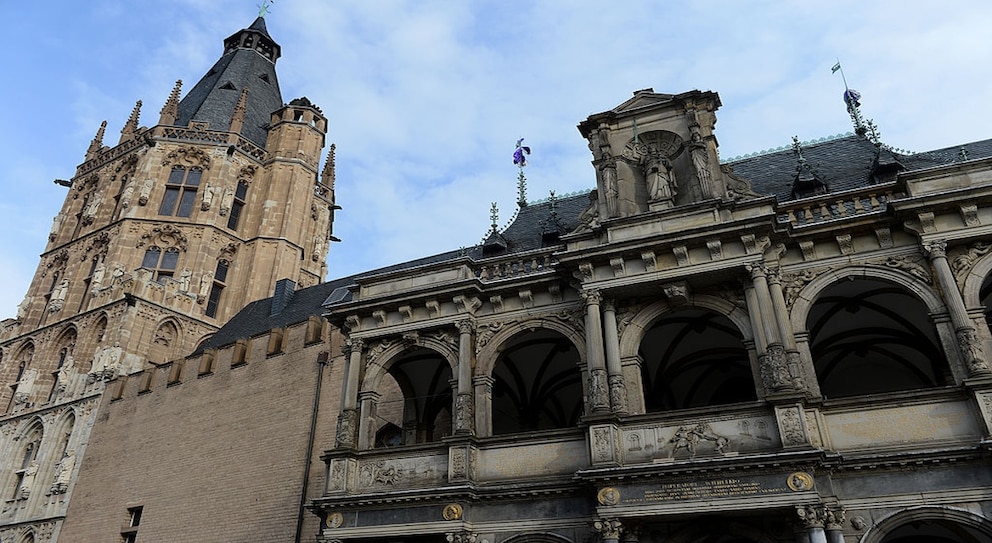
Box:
[373,347,451,447]
[492,329,583,435]
[808,278,949,398]
[639,308,756,412]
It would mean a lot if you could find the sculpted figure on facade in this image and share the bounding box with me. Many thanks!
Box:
[19,460,39,499]
[50,450,76,495]
[646,155,677,205]
[199,271,213,300]
[82,192,104,224]
[90,262,106,294]
[120,181,135,208]
[90,343,124,380]
[178,268,192,292]
[16,296,32,321]
[688,125,713,199]
[13,368,39,405]
[220,187,235,216]
[138,177,153,205]
[49,279,70,312]
[56,354,76,394]
[201,183,215,211]
[49,213,63,242]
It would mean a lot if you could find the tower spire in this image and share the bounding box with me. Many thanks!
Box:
[86,121,107,159]
[159,80,182,126]
[321,143,336,189]
[120,100,142,144]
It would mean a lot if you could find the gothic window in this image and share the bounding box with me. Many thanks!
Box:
[373,348,452,447]
[158,166,202,217]
[149,322,179,365]
[78,257,99,312]
[8,423,42,501]
[47,347,69,403]
[639,309,756,412]
[205,260,229,318]
[226,181,248,230]
[141,247,179,282]
[491,329,583,435]
[807,277,949,398]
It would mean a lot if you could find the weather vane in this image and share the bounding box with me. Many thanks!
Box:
[258,0,274,17]
[513,138,531,208]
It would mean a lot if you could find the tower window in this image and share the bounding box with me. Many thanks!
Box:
[141,247,179,283]
[227,181,248,230]
[158,166,201,217]
[205,261,229,318]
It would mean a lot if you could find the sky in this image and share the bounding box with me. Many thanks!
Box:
[2,0,992,317]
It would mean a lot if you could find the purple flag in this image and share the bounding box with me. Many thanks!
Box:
[513,138,531,167]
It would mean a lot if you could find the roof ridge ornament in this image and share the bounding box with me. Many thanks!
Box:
[514,138,531,208]
[258,0,274,18]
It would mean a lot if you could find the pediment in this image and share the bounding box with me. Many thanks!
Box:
[610,90,676,115]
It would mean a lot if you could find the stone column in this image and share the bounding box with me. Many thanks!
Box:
[767,268,807,392]
[593,518,623,543]
[455,320,476,435]
[925,240,991,376]
[335,338,364,449]
[797,505,828,543]
[747,264,794,393]
[357,390,380,450]
[825,507,846,543]
[583,289,610,413]
[602,300,628,414]
[473,375,494,438]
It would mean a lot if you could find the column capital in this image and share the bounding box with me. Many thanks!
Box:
[923,239,948,259]
[745,262,768,279]
[593,518,624,540]
[602,298,616,313]
[581,289,603,306]
[456,319,476,335]
[796,504,826,528]
[344,337,365,354]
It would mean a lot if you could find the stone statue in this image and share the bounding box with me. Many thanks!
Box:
[91,262,106,293]
[178,268,192,291]
[49,213,63,242]
[19,460,39,499]
[83,192,104,223]
[121,182,135,208]
[16,296,32,321]
[688,128,713,199]
[201,184,214,211]
[49,279,70,312]
[57,354,75,393]
[138,178,153,206]
[199,271,213,298]
[91,343,124,380]
[220,187,234,216]
[647,156,677,204]
[13,368,38,404]
[50,450,76,494]
[312,235,325,262]
[111,263,126,284]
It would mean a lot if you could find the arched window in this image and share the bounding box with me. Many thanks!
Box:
[639,308,755,411]
[158,166,201,217]
[205,260,230,318]
[491,329,583,435]
[8,422,42,501]
[373,348,452,447]
[149,321,179,365]
[808,277,949,398]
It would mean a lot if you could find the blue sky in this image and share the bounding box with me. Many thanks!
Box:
[3,0,992,317]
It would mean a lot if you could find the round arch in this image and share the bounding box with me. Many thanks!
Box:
[789,265,946,334]
[475,316,587,377]
[360,335,458,393]
[860,506,992,543]
[619,295,754,360]
[961,249,992,310]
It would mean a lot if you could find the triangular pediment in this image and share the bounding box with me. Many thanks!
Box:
[611,89,676,115]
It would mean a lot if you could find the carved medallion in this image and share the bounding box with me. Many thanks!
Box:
[786,471,814,491]
[442,503,463,521]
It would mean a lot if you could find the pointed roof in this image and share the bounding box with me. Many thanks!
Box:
[174,17,283,148]
[577,89,720,137]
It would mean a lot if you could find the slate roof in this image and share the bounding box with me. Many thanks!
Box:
[196,134,992,354]
[175,17,283,148]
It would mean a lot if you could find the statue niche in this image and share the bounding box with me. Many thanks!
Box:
[620,130,686,211]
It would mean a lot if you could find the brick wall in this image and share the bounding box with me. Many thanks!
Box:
[59,320,344,542]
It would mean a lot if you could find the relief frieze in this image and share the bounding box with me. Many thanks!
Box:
[620,415,778,464]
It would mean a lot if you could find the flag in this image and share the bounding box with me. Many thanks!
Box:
[513,138,531,167]
[831,62,841,74]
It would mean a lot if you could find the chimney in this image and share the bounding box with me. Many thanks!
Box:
[270,278,296,316]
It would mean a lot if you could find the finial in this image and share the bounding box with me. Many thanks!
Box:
[258,0,274,17]
[791,135,806,163]
[87,120,108,158]
[159,80,182,126]
[865,120,881,147]
[832,61,869,137]
[513,138,531,208]
[229,88,249,134]
[321,143,337,188]
[489,202,499,234]
[120,100,142,143]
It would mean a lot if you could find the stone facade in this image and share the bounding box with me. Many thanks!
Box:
[0,17,335,542]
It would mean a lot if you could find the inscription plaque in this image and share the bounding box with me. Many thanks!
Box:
[620,473,799,505]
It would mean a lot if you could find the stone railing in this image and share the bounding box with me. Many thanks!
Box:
[778,189,895,227]
[473,250,557,282]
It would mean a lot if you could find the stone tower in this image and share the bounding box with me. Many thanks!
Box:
[0,16,334,541]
